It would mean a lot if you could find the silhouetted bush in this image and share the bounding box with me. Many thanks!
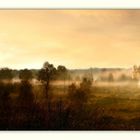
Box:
[68,78,92,105]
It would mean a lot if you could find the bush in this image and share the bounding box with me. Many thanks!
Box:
[68,78,92,105]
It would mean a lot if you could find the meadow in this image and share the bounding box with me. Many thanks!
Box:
[51,81,140,130]
[0,79,140,130]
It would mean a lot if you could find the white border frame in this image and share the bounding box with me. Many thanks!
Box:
[0,0,140,140]
[0,0,140,8]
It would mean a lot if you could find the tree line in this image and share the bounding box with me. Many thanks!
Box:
[0,62,69,81]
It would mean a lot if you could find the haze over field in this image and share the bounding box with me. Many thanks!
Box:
[1,10,140,130]
[0,10,140,69]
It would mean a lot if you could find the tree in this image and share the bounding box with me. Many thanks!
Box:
[80,77,92,92]
[132,65,140,81]
[119,73,129,81]
[38,61,56,97]
[17,80,37,129]
[38,62,57,128]
[57,65,68,94]
[0,68,13,81]
[19,69,33,81]
[68,77,92,107]
[108,73,114,82]
[18,80,34,104]
[57,65,67,75]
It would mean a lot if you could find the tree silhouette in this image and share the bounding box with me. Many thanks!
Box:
[0,68,13,81]
[38,61,56,97]
[108,73,114,82]
[19,69,33,81]
[57,65,67,79]
[119,73,130,81]
[38,62,57,128]
[16,79,37,129]
[68,77,92,107]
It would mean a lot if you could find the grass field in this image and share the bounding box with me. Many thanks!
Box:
[80,82,140,130]
[1,80,140,130]
[50,81,140,130]
[31,81,140,130]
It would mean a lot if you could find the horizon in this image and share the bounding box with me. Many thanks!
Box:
[0,10,140,69]
[0,65,132,70]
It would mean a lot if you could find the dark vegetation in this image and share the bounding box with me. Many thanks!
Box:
[0,62,140,130]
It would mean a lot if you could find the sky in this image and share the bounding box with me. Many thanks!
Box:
[0,10,140,69]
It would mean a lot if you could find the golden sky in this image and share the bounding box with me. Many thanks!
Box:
[0,10,140,69]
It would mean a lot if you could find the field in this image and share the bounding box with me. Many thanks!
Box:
[1,80,140,130]
[89,83,140,130]
[49,81,140,130]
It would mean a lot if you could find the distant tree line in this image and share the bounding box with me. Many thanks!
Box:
[0,63,69,82]
[99,72,132,82]
[0,64,135,83]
